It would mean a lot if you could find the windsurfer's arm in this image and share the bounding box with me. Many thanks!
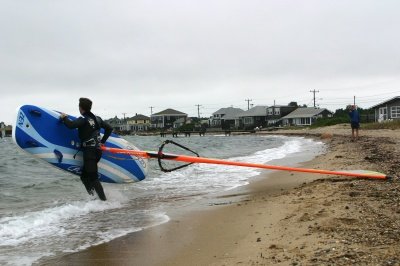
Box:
[60,113,85,129]
[99,118,113,143]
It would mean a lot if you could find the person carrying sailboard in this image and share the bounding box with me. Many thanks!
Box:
[60,98,113,201]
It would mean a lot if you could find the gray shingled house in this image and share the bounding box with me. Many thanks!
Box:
[236,105,268,129]
[266,105,297,126]
[210,107,244,129]
[370,96,400,122]
[151,108,188,129]
[282,107,333,126]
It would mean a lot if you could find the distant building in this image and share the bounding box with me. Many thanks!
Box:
[370,96,400,122]
[210,107,244,129]
[126,114,151,132]
[282,107,333,126]
[266,105,297,126]
[5,125,12,136]
[236,106,268,129]
[151,108,188,129]
[105,116,125,131]
[0,122,5,138]
[0,123,12,137]
[173,117,193,129]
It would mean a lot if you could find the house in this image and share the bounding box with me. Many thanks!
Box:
[266,105,297,126]
[282,107,333,126]
[210,107,244,129]
[105,116,126,131]
[126,114,151,132]
[151,108,188,129]
[370,96,400,122]
[173,117,193,129]
[236,106,268,129]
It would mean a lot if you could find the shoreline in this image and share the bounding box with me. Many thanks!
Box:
[42,159,323,266]
[41,126,400,265]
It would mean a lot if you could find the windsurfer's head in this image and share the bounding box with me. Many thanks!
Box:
[79,98,92,114]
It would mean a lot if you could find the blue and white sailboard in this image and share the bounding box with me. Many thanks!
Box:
[13,105,147,183]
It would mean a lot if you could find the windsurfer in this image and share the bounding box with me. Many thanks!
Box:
[60,98,113,201]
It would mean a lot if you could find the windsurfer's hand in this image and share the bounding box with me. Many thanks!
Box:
[60,113,67,119]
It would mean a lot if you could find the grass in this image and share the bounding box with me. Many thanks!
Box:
[362,120,400,130]
[309,116,400,130]
[309,116,349,128]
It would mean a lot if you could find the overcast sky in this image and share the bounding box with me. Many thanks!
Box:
[1,0,400,124]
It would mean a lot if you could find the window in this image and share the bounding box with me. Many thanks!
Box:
[274,108,280,115]
[391,106,400,118]
[244,117,253,124]
[300,118,311,125]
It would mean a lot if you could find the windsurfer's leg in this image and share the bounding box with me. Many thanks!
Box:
[84,148,106,201]
[81,168,94,195]
[92,179,106,201]
[92,148,106,201]
[82,148,98,196]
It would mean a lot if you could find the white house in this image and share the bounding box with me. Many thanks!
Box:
[282,107,333,126]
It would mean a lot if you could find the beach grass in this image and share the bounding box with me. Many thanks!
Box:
[362,120,400,130]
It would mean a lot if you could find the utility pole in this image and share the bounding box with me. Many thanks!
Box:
[245,99,253,110]
[310,89,320,107]
[354,96,356,106]
[122,113,127,131]
[149,106,155,115]
[195,104,202,118]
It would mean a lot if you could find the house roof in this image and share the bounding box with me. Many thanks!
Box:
[213,107,244,120]
[130,114,150,120]
[213,107,244,115]
[213,107,243,120]
[370,96,400,109]
[105,116,123,123]
[152,108,187,116]
[282,107,331,119]
[267,105,292,108]
[237,106,268,117]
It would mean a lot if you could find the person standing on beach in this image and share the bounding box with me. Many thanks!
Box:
[348,105,360,141]
[60,98,113,201]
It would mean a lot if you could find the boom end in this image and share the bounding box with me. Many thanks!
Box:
[385,176,394,182]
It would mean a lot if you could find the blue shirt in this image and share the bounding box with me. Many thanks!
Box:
[349,110,360,123]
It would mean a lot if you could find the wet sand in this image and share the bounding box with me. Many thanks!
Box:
[41,125,400,266]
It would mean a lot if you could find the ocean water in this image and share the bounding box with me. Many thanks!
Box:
[0,134,324,265]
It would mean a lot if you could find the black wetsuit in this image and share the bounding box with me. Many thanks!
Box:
[62,112,113,200]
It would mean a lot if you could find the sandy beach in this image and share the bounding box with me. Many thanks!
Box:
[42,124,400,266]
